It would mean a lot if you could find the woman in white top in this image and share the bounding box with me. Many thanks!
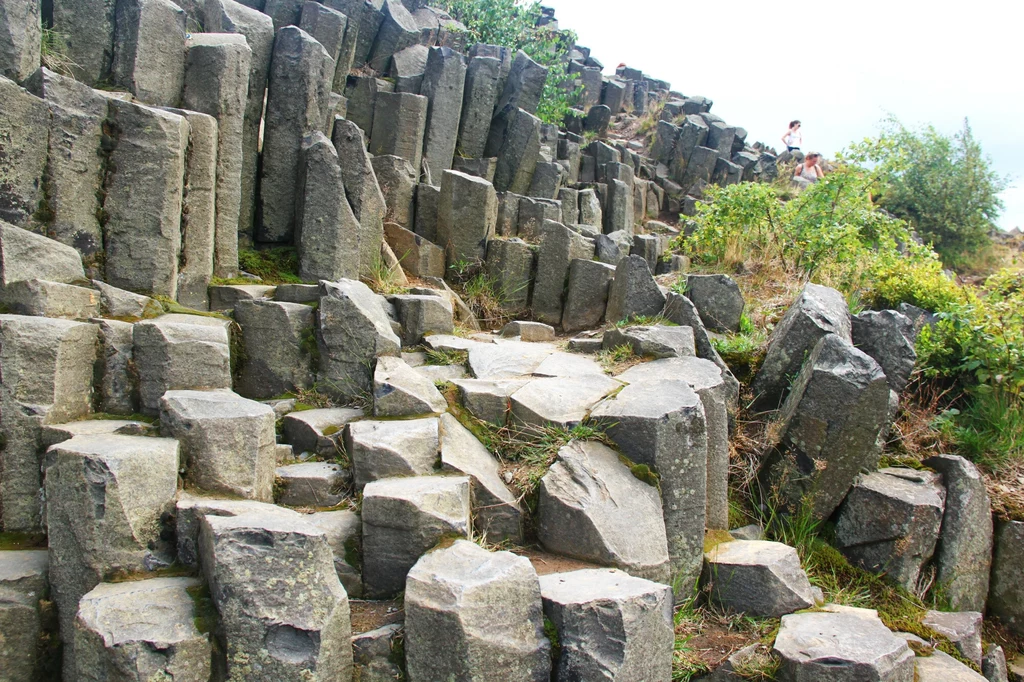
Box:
[794,152,825,183]
[782,120,802,151]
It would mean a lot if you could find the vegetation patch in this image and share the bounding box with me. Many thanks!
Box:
[425,348,468,366]
[235,247,304,284]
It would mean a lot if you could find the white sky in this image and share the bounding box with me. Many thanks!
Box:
[545,0,1024,230]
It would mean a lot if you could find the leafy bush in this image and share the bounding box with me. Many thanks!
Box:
[433,0,580,125]
[868,117,1009,268]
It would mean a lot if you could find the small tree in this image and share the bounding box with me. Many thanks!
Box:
[871,117,1008,267]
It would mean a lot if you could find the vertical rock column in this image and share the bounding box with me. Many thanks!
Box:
[0,76,48,228]
[183,33,252,279]
[111,0,187,106]
[52,0,117,84]
[257,26,334,243]
[369,91,428,178]
[436,169,498,268]
[457,54,501,160]
[0,0,40,84]
[420,46,467,178]
[333,119,387,277]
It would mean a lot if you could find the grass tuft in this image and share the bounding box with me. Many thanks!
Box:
[425,348,468,366]
[236,247,304,284]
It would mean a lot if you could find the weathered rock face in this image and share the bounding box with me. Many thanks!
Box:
[702,540,818,617]
[332,117,388,277]
[834,468,945,592]
[45,434,179,675]
[0,550,49,682]
[275,461,348,507]
[510,373,622,429]
[774,607,915,682]
[0,77,46,228]
[540,568,674,681]
[538,441,670,582]
[391,292,454,345]
[605,255,666,324]
[436,169,498,267]
[562,258,616,331]
[234,299,315,400]
[853,310,917,394]
[73,577,212,682]
[373,355,448,416]
[369,91,427,177]
[686,274,745,333]
[591,378,707,590]
[199,508,353,681]
[111,0,186,106]
[752,283,852,410]
[759,333,891,520]
[603,324,696,358]
[0,221,85,288]
[347,417,440,487]
[361,475,471,598]
[923,454,993,612]
[922,610,983,667]
[533,220,596,325]
[405,540,551,681]
[316,279,401,400]
[988,520,1024,637]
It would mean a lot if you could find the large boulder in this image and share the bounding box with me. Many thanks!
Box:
[538,441,670,582]
[73,577,211,681]
[922,610,983,667]
[110,0,186,106]
[316,279,401,400]
[853,309,917,394]
[0,550,49,681]
[923,454,992,612]
[45,434,179,676]
[361,475,471,597]
[562,258,616,332]
[282,407,365,458]
[540,568,674,681]
[685,274,745,333]
[0,220,85,287]
[602,324,696,358]
[759,334,891,520]
[234,299,316,400]
[0,0,40,84]
[773,607,915,681]
[405,540,550,681]
[605,255,666,324]
[332,117,388,277]
[752,283,852,410]
[199,508,353,681]
[346,417,440,488]
[274,461,348,507]
[591,378,708,590]
[436,169,498,267]
[420,46,467,176]
[368,91,427,178]
[834,468,945,591]
[702,540,818,617]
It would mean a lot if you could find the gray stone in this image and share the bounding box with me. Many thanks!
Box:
[317,279,401,400]
[489,107,542,195]
[989,520,1024,636]
[203,0,275,245]
[46,434,179,675]
[161,389,277,500]
[562,258,616,332]
[606,178,634,234]
[73,577,212,682]
[603,324,695,358]
[558,188,580,225]
[51,0,116,83]
[0,78,47,228]
[342,74,389,135]
[361,475,471,597]
[567,336,603,353]
[500,320,555,342]
[752,283,852,410]
[834,468,945,591]
[538,441,670,582]
[762,334,892,520]
[300,1,347,68]
[103,100,187,297]
[617,357,732,531]
[517,198,561,240]
[578,188,603,228]
[511,374,621,428]
[199,508,353,681]
[369,91,427,178]
[282,407,364,458]
[915,649,988,682]
[436,169,498,267]
[275,283,320,303]
[0,550,48,682]
[182,33,251,278]
[0,315,97,531]
[332,118,388,275]
[853,310,917,394]
[413,182,441,242]
[92,280,160,318]
[605,255,666,324]
[921,455,993,612]
[594,229,633,265]
[585,104,611,137]
[591,378,707,589]
[486,238,535,308]
[540,568,673,682]
[493,49,547,116]
[922,610,983,666]
[533,220,595,325]
[347,417,440,488]
[529,161,564,199]
[984,644,1008,682]
[730,525,765,541]
[405,540,550,681]
[451,156,496,182]
[662,291,740,408]
[467,339,551,378]
[275,462,348,507]
[111,0,186,106]
[371,154,418,227]
[421,47,467,177]
[391,292,454,344]
[453,378,528,425]
[774,608,915,682]
[389,43,428,92]
[630,233,662,271]
[0,279,98,318]
[93,319,138,415]
[31,70,107,266]
[258,26,333,243]
[262,0,304,28]
[702,540,818,617]
[133,314,231,412]
[385,222,444,278]
[368,0,420,72]
[495,191,522,237]
[458,55,502,159]
[352,624,404,680]
[208,283,275,311]
[373,356,447,416]
[234,299,315,399]
[307,509,362,597]
[295,132,361,281]
[669,116,709,177]
[439,413,522,542]
[325,0,383,69]
[686,274,745,333]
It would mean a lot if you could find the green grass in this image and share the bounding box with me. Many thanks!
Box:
[0,532,46,550]
[425,348,468,366]
[613,314,678,328]
[236,247,304,284]
[935,390,1024,470]
[40,27,77,77]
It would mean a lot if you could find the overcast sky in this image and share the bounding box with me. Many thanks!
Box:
[546,0,1023,230]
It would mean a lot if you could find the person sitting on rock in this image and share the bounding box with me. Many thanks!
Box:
[782,120,803,152]
[794,152,825,185]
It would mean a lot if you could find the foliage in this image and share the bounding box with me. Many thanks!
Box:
[432,0,580,125]
[364,250,408,296]
[425,348,468,366]
[457,273,513,329]
[40,27,77,77]
[237,247,304,284]
[867,117,1009,267]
